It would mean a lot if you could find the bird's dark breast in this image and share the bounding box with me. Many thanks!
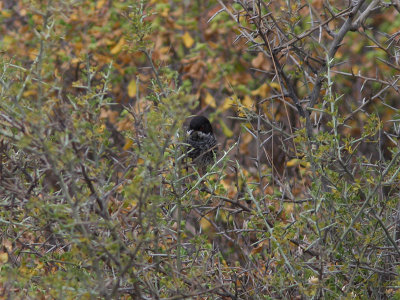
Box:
[187,131,217,166]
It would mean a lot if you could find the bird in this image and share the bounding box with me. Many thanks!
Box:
[186,116,217,171]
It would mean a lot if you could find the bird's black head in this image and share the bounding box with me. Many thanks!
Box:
[189,116,213,134]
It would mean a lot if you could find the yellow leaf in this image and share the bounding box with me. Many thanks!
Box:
[200,217,211,231]
[221,97,236,111]
[0,252,8,264]
[1,10,12,18]
[219,119,233,138]
[111,37,125,55]
[96,0,106,9]
[29,49,39,60]
[71,58,81,64]
[219,210,229,222]
[36,261,45,269]
[70,13,79,21]
[3,35,13,46]
[286,158,299,167]
[123,138,133,151]
[128,78,137,98]
[242,131,253,145]
[270,82,281,90]
[242,95,253,109]
[23,90,37,97]
[251,83,270,98]
[308,276,319,284]
[97,124,106,133]
[221,179,231,190]
[182,31,195,48]
[284,203,294,215]
[300,161,311,169]
[160,7,170,17]
[204,92,216,108]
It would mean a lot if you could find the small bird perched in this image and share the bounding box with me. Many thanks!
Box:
[186,116,217,170]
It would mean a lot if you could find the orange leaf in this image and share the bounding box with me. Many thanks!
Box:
[1,10,12,18]
[251,245,263,255]
[123,138,133,151]
[111,37,125,55]
[3,240,12,252]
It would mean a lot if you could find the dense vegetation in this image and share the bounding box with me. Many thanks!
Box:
[1,0,400,298]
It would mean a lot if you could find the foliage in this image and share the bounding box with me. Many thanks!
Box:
[0,0,400,298]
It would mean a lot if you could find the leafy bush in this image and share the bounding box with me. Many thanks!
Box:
[1,0,399,299]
